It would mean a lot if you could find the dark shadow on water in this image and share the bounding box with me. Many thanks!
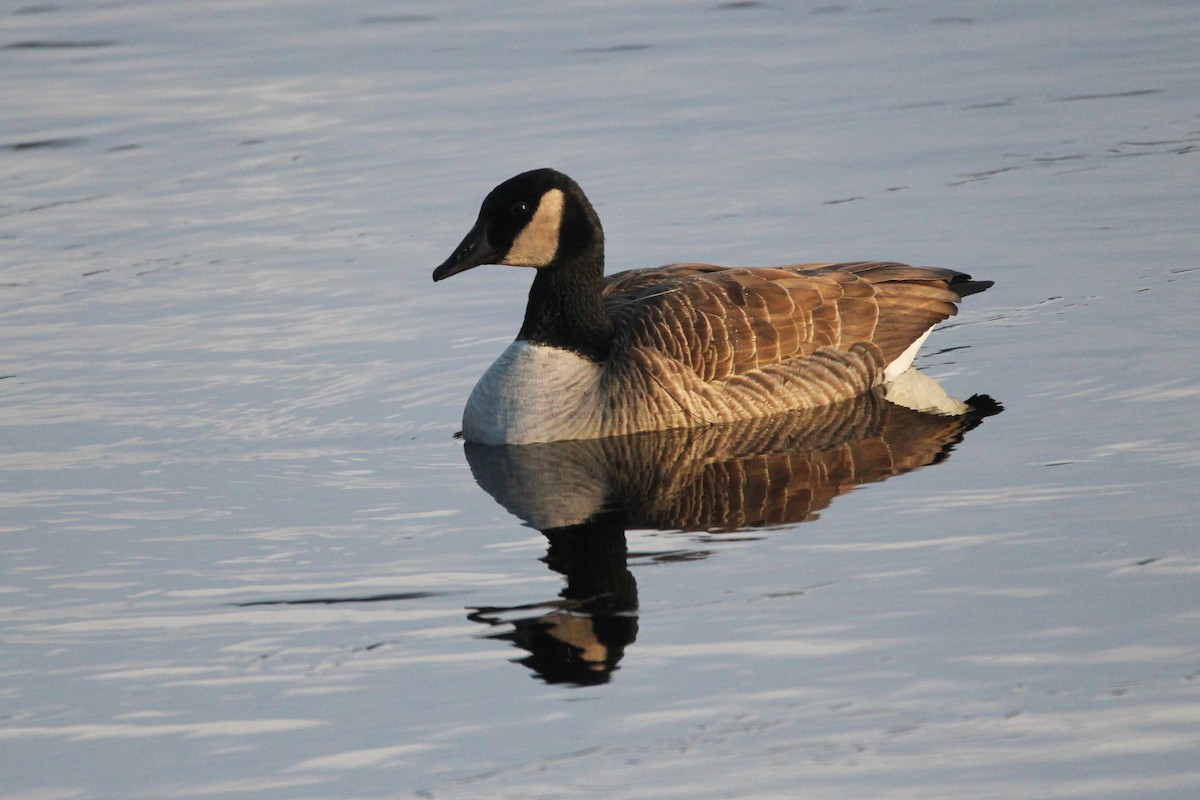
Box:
[1,137,86,151]
[4,40,117,49]
[233,591,450,607]
[461,390,1001,685]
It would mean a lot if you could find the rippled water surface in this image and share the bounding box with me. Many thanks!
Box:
[3,1,1198,798]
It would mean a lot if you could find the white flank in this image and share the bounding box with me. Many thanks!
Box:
[463,340,605,444]
[881,325,970,414]
[884,325,933,381]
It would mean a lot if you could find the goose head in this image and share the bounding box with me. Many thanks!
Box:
[432,168,603,282]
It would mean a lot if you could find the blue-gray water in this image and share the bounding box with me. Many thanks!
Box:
[2,1,1198,798]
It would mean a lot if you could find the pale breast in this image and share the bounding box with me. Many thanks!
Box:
[462,340,608,444]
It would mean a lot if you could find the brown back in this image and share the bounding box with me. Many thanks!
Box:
[603,261,976,377]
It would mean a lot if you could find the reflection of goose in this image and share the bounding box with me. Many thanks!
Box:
[433,168,993,444]
[465,391,998,532]
[464,391,999,684]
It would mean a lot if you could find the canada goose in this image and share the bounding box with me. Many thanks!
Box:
[433,168,992,445]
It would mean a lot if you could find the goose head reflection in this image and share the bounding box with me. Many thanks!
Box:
[463,390,1000,686]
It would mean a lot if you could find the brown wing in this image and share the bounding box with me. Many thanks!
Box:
[603,261,984,378]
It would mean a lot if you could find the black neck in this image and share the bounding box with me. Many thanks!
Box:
[516,189,613,360]
[517,251,613,361]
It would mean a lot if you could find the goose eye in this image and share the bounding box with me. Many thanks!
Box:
[510,201,529,217]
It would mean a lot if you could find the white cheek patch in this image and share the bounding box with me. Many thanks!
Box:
[503,188,564,267]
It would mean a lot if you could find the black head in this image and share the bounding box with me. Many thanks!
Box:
[432,168,602,282]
